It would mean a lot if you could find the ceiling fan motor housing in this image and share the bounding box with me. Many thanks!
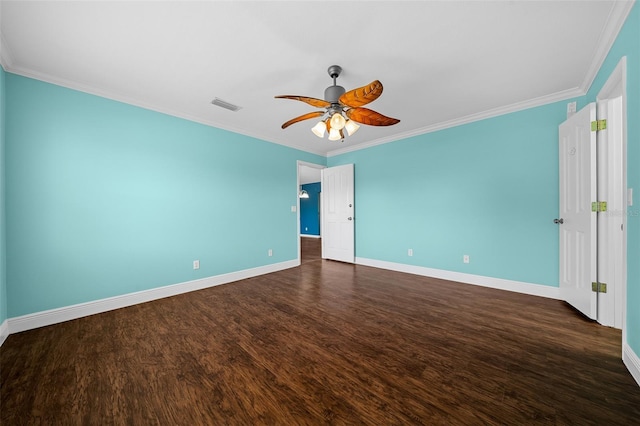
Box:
[324,85,345,104]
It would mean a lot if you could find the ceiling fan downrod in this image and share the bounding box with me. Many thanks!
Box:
[325,65,345,104]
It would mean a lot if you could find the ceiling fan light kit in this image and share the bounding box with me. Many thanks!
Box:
[275,65,400,142]
[330,112,346,130]
[328,128,343,141]
[344,119,360,136]
[311,121,327,138]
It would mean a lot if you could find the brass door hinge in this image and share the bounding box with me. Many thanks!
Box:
[592,282,608,293]
[591,201,607,212]
[591,119,607,131]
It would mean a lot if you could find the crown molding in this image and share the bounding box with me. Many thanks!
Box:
[326,86,584,157]
[325,0,636,158]
[3,55,590,160]
[2,61,329,158]
[579,0,636,93]
[2,0,634,160]
[0,31,15,71]
[0,57,590,160]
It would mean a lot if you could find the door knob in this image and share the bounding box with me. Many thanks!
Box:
[554,218,564,224]
[347,217,353,221]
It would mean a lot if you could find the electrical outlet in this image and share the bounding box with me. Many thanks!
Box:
[463,255,470,264]
[408,248,413,257]
[193,260,200,270]
[268,249,273,257]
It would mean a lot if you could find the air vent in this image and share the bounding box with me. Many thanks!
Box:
[211,97,242,112]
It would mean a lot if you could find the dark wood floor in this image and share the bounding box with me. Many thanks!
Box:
[301,236,321,263]
[2,238,639,425]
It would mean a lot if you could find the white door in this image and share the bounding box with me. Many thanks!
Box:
[322,164,354,263]
[596,96,625,328]
[559,103,597,319]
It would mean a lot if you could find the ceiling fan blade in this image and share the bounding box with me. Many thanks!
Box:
[339,80,383,108]
[275,95,331,108]
[346,107,400,126]
[281,111,325,129]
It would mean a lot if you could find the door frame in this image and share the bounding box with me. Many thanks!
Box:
[297,161,326,263]
[596,57,627,335]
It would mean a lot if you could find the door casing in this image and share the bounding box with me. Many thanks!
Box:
[297,161,326,263]
[595,57,627,331]
[558,57,627,330]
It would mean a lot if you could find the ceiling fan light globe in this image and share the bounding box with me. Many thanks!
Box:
[311,121,326,137]
[330,113,346,130]
[344,120,360,136]
[328,128,341,141]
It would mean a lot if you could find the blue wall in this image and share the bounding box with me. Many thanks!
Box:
[300,182,320,236]
[330,3,639,358]
[0,65,6,325]
[4,73,324,317]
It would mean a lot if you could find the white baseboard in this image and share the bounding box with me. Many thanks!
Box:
[355,257,561,300]
[2,255,638,390]
[623,343,640,387]
[5,259,299,337]
[0,319,8,346]
[300,234,321,239]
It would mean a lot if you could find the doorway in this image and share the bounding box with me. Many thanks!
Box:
[558,57,627,331]
[297,161,325,264]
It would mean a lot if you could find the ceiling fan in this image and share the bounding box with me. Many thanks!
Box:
[275,65,400,141]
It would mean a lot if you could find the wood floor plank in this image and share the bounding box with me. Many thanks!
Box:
[2,238,640,424]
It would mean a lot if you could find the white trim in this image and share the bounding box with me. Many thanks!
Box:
[297,161,326,264]
[597,56,628,102]
[300,234,321,239]
[327,87,584,157]
[0,58,590,160]
[623,343,640,387]
[326,1,636,159]
[1,2,633,161]
[355,257,561,300]
[0,319,8,346]
[5,260,298,335]
[580,2,636,94]
[0,31,16,70]
[596,57,628,332]
[2,63,329,158]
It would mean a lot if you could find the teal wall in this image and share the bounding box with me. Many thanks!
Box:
[1,5,638,362]
[5,73,324,317]
[330,100,565,287]
[330,3,640,359]
[582,3,639,356]
[0,65,6,324]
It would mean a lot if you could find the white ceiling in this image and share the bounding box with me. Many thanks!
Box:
[0,1,634,157]
[299,165,322,185]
